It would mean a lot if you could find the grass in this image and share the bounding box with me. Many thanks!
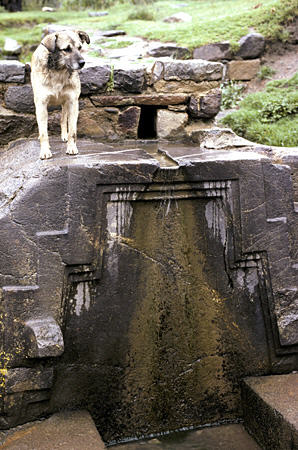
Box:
[221,72,298,147]
[257,65,276,80]
[0,0,297,53]
[101,39,135,49]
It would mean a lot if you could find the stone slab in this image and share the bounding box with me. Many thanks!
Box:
[242,374,298,450]
[227,59,260,81]
[0,410,105,449]
[116,424,260,449]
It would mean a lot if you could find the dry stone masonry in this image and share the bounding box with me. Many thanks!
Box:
[0,53,297,446]
[0,58,223,147]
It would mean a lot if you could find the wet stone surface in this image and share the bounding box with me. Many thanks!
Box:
[0,138,297,442]
[114,424,260,449]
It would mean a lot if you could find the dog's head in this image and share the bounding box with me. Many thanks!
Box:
[42,30,90,71]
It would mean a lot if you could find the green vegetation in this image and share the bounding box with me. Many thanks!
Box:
[257,65,276,80]
[221,73,298,147]
[127,7,156,21]
[0,0,296,52]
[102,39,134,48]
[221,81,244,110]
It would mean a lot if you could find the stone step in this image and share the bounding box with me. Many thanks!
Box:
[242,374,298,450]
[0,410,106,449]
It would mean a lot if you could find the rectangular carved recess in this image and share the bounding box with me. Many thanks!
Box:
[100,180,298,357]
[60,180,297,358]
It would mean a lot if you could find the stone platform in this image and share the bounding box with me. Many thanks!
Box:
[242,374,298,450]
[0,138,297,444]
[0,410,105,449]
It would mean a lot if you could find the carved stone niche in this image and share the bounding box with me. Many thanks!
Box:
[0,141,297,442]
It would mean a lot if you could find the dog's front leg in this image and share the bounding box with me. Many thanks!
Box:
[35,100,52,159]
[65,97,79,155]
[61,103,68,142]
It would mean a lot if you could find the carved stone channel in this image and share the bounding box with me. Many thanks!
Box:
[0,139,297,443]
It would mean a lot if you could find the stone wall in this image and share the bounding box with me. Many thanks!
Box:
[0,58,223,148]
[0,138,297,443]
[193,32,265,81]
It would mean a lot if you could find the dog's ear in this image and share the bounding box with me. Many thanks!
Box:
[77,31,90,45]
[42,33,58,53]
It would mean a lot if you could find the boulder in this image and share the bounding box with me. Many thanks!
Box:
[236,33,265,59]
[163,12,192,23]
[99,30,126,37]
[118,106,141,138]
[88,11,108,17]
[79,63,111,94]
[193,42,233,61]
[4,38,22,57]
[0,60,25,83]
[156,110,188,139]
[114,67,145,93]
[78,102,119,140]
[5,85,35,113]
[227,59,261,80]
[148,43,190,59]
[188,88,221,119]
[0,106,36,145]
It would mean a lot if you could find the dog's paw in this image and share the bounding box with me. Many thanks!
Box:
[61,131,68,142]
[66,142,78,155]
[40,148,53,160]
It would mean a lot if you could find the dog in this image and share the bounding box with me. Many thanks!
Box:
[31,30,90,160]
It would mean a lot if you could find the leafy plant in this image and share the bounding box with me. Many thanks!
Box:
[257,65,276,80]
[106,63,115,92]
[220,81,244,110]
[221,72,298,147]
[127,7,156,21]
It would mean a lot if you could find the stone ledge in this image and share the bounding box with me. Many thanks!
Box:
[242,374,298,450]
[0,410,106,449]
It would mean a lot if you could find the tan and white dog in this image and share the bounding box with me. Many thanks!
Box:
[31,30,90,160]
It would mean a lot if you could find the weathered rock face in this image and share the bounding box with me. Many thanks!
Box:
[193,42,233,61]
[0,138,297,443]
[236,33,265,59]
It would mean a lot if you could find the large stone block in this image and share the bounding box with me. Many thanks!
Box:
[242,375,298,450]
[114,67,146,93]
[118,106,141,138]
[0,60,25,83]
[78,104,119,140]
[160,59,224,81]
[0,107,36,145]
[236,33,265,59]
[0,138,297,442]
[193,42,233,61]
[148,43,190,59]
[227,59,260,80]
[80,63,111,94]
[156,109,188,139]
[5,84,35,113]
[188,88,221,118]
[3,368,54,394]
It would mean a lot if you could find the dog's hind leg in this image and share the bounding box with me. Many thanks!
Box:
[61,103,68,142]
[35,100,52,159]
[65,97,79,155]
